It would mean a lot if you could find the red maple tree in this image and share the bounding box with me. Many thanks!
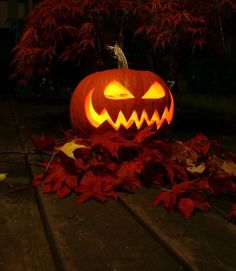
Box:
[11,0,211,86]
[186,0,236,52]
[11,0,236,87]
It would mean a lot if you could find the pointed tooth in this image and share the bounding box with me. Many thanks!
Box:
[115,111,128,129]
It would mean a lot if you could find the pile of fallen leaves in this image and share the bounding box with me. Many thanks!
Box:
[30,128,236,220]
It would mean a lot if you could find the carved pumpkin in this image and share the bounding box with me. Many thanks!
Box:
[70,68,174,134]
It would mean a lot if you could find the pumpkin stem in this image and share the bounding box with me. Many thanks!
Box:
[106,42,128,69]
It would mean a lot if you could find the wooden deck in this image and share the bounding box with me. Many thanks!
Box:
[1,96,236,271]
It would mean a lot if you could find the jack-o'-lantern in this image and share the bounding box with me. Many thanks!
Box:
[70,44,174,134]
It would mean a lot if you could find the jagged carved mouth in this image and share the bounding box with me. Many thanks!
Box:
[85,89,174,130]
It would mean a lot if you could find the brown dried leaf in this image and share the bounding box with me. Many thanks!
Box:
[186,163,206,174]
[207,155,224,171]
[171,140,198,164]
[222,161,236,176]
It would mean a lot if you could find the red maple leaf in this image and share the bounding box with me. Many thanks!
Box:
[106,162,119,172]
[29,133,56,151]
[116,158,143,190]
[89,131,137,158]
[56,185,72,198]
[160,158,188,184]
[177,198,210,218]
[196,178,210,191]
[186,133,211,156]
[150,191,172,209]
[140,147,163,162]
[150,181,194,209]
[76,171,119,204]
[152,140,173,156]
[140,145,188,185]
[178,197,196,218]
[74,157,87,171]
[32,160,78,197]
[117,158,144,178]
[195,200,211,211]
[32,173,44,186]
[133,125,157,144]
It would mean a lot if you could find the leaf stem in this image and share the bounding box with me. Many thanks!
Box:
[45,152,56,172]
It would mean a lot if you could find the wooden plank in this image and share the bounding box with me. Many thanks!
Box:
[0,99,21,152]
[32,165,185,271]
[119,188,236,271]
[0,98,57,271]
[0,160,57,271]
[0,1,8,28]
[13,100,186,270]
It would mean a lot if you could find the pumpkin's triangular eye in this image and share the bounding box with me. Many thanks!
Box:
[104,81,134,100]
[142,82,165,99]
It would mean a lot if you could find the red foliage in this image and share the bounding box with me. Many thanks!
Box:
[89,131,137,159]
[134,0,206,51]
[29,133,56,151]
[31,130,236,222]
[76,171,119,204]
[32,159,78,198]
[178,198,211,219]
[186,132,211,156]
[133,125,157,144]
[12,0,209,84]
[150,179,211,219]
[150,181,194,209]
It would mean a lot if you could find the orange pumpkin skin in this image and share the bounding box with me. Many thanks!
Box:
[70,69,174,134]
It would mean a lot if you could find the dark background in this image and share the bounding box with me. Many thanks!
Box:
[0,0,235,146]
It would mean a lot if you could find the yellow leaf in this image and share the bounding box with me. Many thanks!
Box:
[56,140,89,160]
[0,173,7,182]
[222,161,236,176]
